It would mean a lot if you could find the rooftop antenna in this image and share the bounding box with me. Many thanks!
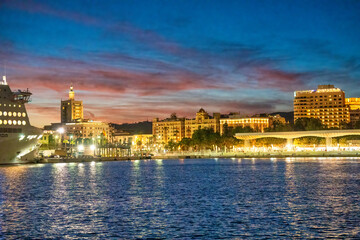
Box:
[2,62,7,85]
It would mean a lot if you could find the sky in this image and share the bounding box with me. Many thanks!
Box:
[1,0,360,127]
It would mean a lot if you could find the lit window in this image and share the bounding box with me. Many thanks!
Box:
[0,112,2,116]
[9,112,12,117]
[19,105,21,107]
[4,111,7,116]
[8,120,12,125]
[13,120,17,125]
[0,120,2,124]
[18,112,21,117]
[4,120,7,125]
[22,113,26,117]
[22,121,26,125]
[18,120,21,125]
[13,112,16,116]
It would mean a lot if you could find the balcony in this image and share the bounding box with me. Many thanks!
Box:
[12,89,32,103]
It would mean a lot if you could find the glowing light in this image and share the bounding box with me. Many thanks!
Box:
[57,127,65,134]
[90,145,96,150]
[19,134,25,141]
[78,145,84,151]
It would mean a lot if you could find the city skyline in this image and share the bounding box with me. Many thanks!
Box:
[1,0,360,127]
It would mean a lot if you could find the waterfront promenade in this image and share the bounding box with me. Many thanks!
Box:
[39,150,360,164]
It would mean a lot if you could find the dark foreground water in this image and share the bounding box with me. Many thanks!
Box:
[0,158,359,239]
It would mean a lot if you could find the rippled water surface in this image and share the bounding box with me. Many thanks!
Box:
[0,158,359,239]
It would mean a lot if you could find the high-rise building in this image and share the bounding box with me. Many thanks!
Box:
[294,85,350,128]
[345,98,360,125]
[61,86,83,123]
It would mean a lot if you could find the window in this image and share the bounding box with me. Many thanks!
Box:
[22,113,26,117]
[22,121,26,125]
[3,112,7,116]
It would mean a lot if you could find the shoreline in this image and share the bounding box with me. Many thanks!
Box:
[36,151,360,164]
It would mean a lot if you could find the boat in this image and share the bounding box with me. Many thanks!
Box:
[0,75,43,164]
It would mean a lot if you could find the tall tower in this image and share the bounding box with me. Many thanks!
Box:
[69,85,75,100]
[61,85,83,123]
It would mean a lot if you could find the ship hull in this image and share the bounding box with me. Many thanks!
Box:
[0,126,42,164]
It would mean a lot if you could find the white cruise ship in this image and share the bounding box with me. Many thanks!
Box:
[0,76,42,164]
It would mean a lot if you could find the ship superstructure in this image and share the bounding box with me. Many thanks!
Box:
[0,76,42,164]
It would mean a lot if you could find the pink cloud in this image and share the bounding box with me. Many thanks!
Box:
[255,68,307,91]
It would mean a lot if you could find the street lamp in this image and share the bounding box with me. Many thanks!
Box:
[78,144,84,153]
[57,127,64,134]
[69,135,73,157]
[57,127,65,150]
[90,144,96,156]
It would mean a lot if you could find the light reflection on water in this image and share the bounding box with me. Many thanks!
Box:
[0,158,359,239]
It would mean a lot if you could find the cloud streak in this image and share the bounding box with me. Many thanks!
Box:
[2,0,360,127]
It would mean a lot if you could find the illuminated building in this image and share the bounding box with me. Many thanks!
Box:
[64,120,112,142]
[152,109,220,144]
[153,109,287,144]
[112,132,154,155]
[131,134,154,151]
[184,108,220,138]
[112,131,133,146]
[39,129,61,147]
[61,85,83,123]
[153,114,185,144]
[220,117,269,134]
[294,85,350,128]
[346,98,360,125]
[219,114,286,134]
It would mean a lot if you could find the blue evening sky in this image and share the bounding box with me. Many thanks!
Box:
[0,0,359,126]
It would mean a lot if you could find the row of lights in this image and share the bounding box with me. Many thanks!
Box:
[0,104,22,107]
[0,112,26,117]
[0,120,26,125]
